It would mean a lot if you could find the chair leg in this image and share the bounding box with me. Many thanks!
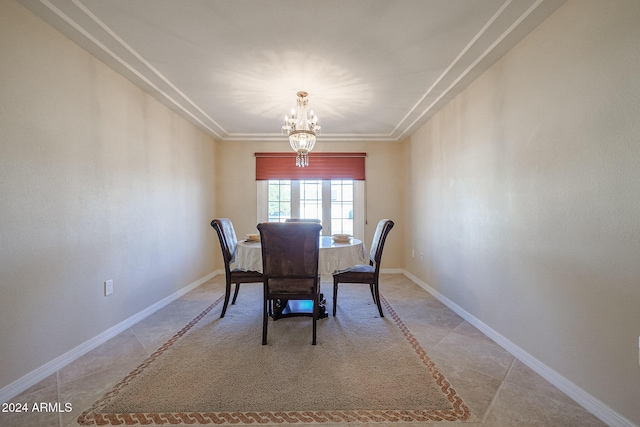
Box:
[332,278,339,316]
[312,295,318,345]
[220,282,232,318]
[262,297,269,345]
[373,282,384,318]
[231,282,240,304]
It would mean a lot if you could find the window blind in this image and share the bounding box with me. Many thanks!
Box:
[255,152,366,180]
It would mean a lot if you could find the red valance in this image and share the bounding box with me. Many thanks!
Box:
[255,152,366,180]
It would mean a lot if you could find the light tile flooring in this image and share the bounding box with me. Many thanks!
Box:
[1,274,606,427]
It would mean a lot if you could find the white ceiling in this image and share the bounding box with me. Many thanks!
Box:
[19,0,566,143]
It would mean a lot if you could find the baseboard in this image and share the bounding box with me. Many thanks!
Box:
[401,269,636,427]
[0,270,222,404]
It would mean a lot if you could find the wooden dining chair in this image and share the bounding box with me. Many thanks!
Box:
[257,222,322,345]
[211,218,263,318]
[332,219,394,317]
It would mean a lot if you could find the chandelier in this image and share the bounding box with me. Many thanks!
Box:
[282,91,320,167]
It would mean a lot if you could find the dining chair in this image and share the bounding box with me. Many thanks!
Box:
[211,218,263,318]
[257,222,322,345]
[332,219,394,317]
[285,218,321,223]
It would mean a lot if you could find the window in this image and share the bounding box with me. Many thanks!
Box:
[255,152,366,238]
[260,179,364,238]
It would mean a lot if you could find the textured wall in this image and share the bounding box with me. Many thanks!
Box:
[0,0,217,389]
[405,0,640,423]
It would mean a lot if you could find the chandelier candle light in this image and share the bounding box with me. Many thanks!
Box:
[282,91,320,167]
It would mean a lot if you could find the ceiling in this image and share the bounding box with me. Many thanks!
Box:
[19,0,566,143]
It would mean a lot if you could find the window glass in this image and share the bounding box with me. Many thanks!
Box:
[330,180,354,235]
[300,180,322,221]
[267,180,291,222]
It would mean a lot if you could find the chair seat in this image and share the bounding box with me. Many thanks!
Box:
[268,278,318,295]
[230,268,263,282]
[333,264,375,282]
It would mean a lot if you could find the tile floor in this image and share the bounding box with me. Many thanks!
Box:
[1,274,607,427]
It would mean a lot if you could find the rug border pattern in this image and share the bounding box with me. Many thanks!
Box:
[78,292,470,425]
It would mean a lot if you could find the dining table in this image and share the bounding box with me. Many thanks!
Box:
[236,235,369,276]
[236,235,369,319]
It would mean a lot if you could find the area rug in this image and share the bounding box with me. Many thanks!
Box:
[78,283,470,425]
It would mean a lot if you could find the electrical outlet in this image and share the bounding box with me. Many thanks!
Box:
[104,280,113,296]
[411,249,415,258]
[420,251,424,260]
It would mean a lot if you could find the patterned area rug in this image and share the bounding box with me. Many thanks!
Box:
[78,283,469,425]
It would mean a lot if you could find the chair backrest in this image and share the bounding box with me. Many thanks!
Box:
[257,222,322,278]
[211,218,239,268]
[369,219,395,269]
[285,218,321,223]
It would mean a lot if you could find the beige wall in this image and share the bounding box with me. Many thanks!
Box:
[405,0,640,423]
[216,141,405,269]
[0,0,217,389]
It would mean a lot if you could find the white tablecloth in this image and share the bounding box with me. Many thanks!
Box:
[235,236,368,276]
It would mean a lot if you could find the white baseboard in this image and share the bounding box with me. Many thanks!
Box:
[401,269,635,427]
[0,270,222,404]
